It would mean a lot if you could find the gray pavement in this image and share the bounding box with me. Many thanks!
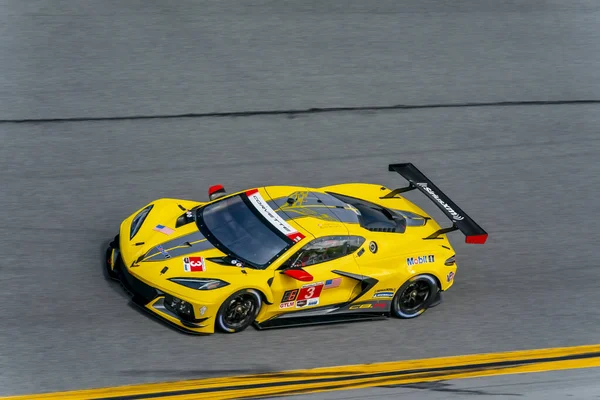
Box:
[1,0,600,397]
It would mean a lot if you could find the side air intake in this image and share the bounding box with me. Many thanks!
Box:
[367,227,396,233]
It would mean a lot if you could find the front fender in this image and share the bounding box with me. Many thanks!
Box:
[219,278,275,306]
[244,285,275,305]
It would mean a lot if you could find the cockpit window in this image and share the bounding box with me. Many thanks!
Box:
[280,235,365,269]
[198,194,291,268]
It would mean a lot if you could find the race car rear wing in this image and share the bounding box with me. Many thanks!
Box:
[382,163,488,244]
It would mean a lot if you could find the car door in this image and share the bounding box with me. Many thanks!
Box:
[268,235,365,313]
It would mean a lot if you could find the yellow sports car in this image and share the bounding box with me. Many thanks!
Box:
[105,163,487,334]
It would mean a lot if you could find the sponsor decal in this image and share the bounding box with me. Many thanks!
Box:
[281,289,299,302]
[324,278,342,289]
[153,224,175,235]
[298,282,324,300]
[447,271,455,282]
[349,302,387,310]
[199,306,207,316]
[316,222,339,229]
[373,289,395,298]
[416,183,464,221]
[369,241,378,253]
[279,301,295,309]
[246,189,306,242]
[406,255,435,266]
[283,283,325,309]
[183,256,205,272]
[156,245,171,259]
[295,299,307,308]
[296,298,320,308]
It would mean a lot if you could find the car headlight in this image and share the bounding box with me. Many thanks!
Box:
[169,278,229,290]
[130,205,153,239]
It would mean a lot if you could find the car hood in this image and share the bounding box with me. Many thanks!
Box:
[119,199,219,268]
[131,246,253,282]
[134,227,218,265]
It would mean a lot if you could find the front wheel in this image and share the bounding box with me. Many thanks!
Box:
[391,274,438,319]
[216,289,262,333]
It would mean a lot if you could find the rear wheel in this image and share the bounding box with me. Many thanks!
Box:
[216,289,262,333]
[391,274,438,319]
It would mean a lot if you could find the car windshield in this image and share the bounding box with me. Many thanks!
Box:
[198,194,290,268]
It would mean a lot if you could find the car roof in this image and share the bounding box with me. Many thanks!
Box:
[258,185,361,239]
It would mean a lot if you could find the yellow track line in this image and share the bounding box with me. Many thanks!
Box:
[3,343,600,400]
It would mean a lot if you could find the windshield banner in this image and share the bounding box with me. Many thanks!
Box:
[246,189,306,243]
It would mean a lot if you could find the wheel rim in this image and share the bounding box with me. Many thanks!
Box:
[222,293,256,329]
[398,280,431,313]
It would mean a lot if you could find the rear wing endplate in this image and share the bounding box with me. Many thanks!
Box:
[383,163,488,244]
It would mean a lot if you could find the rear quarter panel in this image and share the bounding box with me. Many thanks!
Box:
[321,183,458,291]
[348,228,457,294]
[319,183,432,218]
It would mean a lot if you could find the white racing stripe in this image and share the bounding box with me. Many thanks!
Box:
[246,189,306,242]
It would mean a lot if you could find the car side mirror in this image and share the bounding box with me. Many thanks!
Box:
[208,184,226,201]
[282,268,313,282]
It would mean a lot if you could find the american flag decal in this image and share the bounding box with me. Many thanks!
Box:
[153,224,175,235]
[324,278,342,289]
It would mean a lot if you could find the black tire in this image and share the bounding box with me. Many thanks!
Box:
[391,274,438,319]
[215,289,262,333]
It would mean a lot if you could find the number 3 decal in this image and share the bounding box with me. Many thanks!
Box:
[298,283,324,300]
[304,286,315,298]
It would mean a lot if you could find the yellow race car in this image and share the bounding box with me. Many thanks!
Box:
[105,163,487,334]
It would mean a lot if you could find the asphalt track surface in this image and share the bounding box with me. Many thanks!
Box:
[1,0,600,396]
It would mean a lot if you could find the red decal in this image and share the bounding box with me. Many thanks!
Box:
[466,234,488,244]
[183,256,205,272]
[298,283,324,300]
[287,232,306,242]
[245,188,259,195]
[209,184,224,196]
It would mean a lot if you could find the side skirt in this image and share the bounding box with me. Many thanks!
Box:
[254,299,393,330]
[254,313,388,330]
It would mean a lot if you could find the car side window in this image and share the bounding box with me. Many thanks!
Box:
[280,236,365,269]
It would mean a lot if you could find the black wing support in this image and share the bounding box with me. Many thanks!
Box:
[382,163,488,244]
